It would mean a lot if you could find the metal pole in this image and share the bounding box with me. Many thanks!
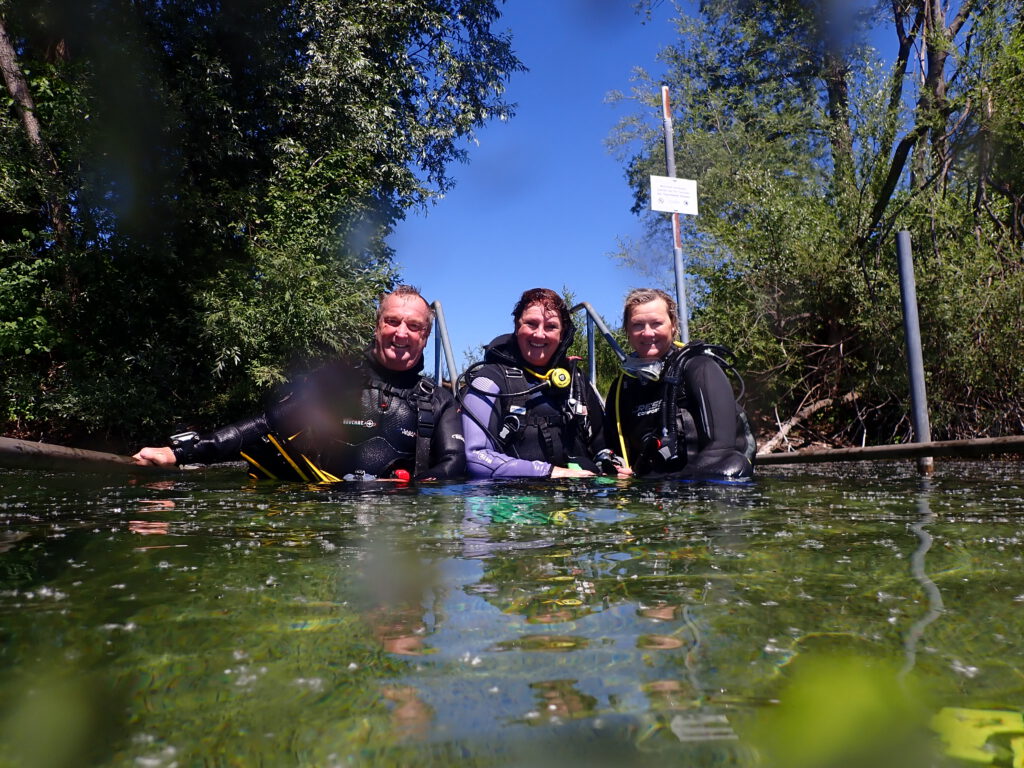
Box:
[896,231,933,475]
[433,321,442,382]
[586,314,597,388]
[570,302,626,362]
[431,300,461,387]
[661,85,690,343]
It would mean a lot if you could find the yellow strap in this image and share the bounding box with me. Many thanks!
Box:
[240,450,278,480]
[613,374,631,470]
[267,433,310,482]
[301,455,331,483]
[302,454,342,483]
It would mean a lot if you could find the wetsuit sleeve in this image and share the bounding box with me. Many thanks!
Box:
[461,376,553,479]
[418,387,466,481]
[171,413,271,465]
[682,355,753,479]
[171,370,327,466]
[683,355,741,452]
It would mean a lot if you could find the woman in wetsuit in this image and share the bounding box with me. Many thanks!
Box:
[460,288,628,480]
[604,288,756,480]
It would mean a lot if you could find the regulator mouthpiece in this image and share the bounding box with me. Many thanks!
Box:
[547,367,572,389]
[528,367,572,389]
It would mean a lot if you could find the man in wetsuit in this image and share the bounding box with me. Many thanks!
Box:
[132,286,465,482]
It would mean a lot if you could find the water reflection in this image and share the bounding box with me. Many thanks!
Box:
[523,679,598,724]
[900,480,945,683]
[2,464,1024,766]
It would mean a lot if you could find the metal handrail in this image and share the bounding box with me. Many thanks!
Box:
[430,300,461,389]
[570,301,626,389]
[432,300,620,392]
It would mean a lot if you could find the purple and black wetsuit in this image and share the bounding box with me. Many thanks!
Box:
[460,334,608,479]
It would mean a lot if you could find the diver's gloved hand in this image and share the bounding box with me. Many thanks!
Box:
[688,448,753,481]
[593,449,627,476]
[342,470,378,482]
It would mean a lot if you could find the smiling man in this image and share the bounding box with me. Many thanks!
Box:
[133,286,465,482]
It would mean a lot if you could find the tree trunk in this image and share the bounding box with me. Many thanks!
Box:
[824,48,856,215]
[921,0,951,190]
[0,17,69,244]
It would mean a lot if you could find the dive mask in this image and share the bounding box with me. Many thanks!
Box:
[623,356,664,382]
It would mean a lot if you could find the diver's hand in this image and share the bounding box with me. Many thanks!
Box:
[594,449,633,478]
[132,446,177,467]
[550,465,595,479]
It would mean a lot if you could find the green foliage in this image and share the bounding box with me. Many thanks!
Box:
[612,1,1024,444]
[0,0,522,440]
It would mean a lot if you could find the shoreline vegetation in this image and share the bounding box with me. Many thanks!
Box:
[3,2,1022,452]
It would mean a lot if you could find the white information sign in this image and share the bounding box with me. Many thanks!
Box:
[649,175,698,215]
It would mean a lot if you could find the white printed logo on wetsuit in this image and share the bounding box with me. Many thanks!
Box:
[635,402,661,417]
[343,418,377,429]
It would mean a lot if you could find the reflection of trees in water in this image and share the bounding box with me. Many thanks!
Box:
[461,489,766,720]
[345,478,1010,761]
[468,489,756,615]
[519,679,598,724]
[457,475,973,745]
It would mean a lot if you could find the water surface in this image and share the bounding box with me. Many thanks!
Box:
[2,460,1024,767]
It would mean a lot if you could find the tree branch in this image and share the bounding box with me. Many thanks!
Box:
[759,391,860,454]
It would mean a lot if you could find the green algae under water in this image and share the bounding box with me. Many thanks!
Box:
[3,461,1024,767]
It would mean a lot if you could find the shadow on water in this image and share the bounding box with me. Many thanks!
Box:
[2,461,1024,765]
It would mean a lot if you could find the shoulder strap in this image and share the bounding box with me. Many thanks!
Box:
[494,366,529,450]
[563,361,591,445]
[412,377,436,477]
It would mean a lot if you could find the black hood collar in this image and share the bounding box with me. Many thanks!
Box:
[363,347,425,386]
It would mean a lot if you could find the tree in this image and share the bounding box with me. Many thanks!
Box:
[0,0,523,440]
[613,0,1023,445]
[0,16,67,241]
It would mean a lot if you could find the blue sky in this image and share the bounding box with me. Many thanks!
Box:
[388,1,681,373]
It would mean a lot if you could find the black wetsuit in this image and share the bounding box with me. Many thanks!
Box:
[604,347,755,480]
[460,334,608,478]
[171,354,465,481]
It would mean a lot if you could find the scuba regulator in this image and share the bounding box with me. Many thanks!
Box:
[526,366,572,389]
